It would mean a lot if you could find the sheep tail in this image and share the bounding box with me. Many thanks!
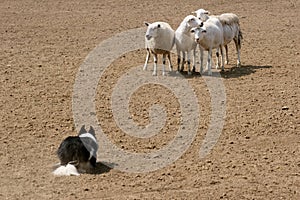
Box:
[238,29,243,49]
[172,35,176,48]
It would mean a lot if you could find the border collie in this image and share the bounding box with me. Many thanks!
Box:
[53,125,98,176]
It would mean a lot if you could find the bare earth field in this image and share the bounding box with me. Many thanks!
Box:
[0,0,299,199]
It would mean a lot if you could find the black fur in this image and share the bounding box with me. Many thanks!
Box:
[57,136,91,165]
[56,125,98,171]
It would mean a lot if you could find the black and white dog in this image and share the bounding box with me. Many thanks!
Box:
[53,125,98,176]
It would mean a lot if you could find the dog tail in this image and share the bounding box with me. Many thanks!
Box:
[52,163,80,176]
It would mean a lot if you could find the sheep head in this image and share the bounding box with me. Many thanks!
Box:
[145,22,161,40]
[193,9,210,22]
[184,15,203,29]
[191,27,207,43]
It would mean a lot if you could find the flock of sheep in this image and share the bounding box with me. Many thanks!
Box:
[143,9,243,76]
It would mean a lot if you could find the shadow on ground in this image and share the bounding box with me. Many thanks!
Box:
[90,162,117,174]
[221,65,272,78]
[139,65,272,79]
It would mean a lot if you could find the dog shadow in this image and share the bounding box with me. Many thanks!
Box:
[89,161,117,175]
[221,65,273,79]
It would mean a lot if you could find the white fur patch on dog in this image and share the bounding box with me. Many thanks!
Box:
[79,133,97,144]
[53,164,80,176]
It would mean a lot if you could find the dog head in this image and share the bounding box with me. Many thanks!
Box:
[78,125,95,137]
[78,125,98,166]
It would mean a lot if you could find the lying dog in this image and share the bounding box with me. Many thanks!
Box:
[53,125,98,176]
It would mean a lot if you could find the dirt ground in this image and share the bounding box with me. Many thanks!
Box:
[0,0,299,199]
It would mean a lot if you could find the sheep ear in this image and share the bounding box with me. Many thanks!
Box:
[202,30,207,33]
[144,22,150,26]
[157,24,161,28]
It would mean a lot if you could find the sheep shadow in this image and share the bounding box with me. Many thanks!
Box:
[156,64,272,79]
[89,161,117,175]
[169,70,225,78]
[168,70,202,78]
[221,65,272,79]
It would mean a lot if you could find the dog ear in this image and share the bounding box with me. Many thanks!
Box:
[79,125,87,135]
[88,126,95,136]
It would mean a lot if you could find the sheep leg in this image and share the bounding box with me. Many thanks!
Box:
[177,49,181,72]
[199,46,204,74]
[234,38,241,67]
[167,52,172,72]
[192,48,196,73]
[181,51,185,72]
[143,48,150,70]
[220,45,225,71]
[207,48,212,76]
[215,48,220,69]
[162,54,166,76]
[237,48,241,67]
[187,51,191,75]
[225,45,229,65]
[152,53,158,76]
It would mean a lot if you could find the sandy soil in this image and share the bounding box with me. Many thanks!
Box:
[0,0,299,199]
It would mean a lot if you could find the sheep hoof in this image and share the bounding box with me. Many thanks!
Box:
[188,71,192,76]
[208,71,212,76]
[225,61,229,65]
[152,72,157,76]
[162,72,166,76]
[192,67,196,73]
[237,62,241,67]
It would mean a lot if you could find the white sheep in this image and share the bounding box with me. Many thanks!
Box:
[143,21,175,76]
[193,9,243,67]
[175,15,202,75]
[191,19,225,76]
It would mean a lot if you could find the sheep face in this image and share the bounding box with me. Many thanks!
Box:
[193,9,210,22]
[145,22,161,40]
[191,27,207,43]
[185,15,203,29]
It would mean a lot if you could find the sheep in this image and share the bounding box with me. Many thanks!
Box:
[175,15,203,75]
[143,21,175,76]
[198,16,224,73]
[193,9,243,67]
[191,19,225,76]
